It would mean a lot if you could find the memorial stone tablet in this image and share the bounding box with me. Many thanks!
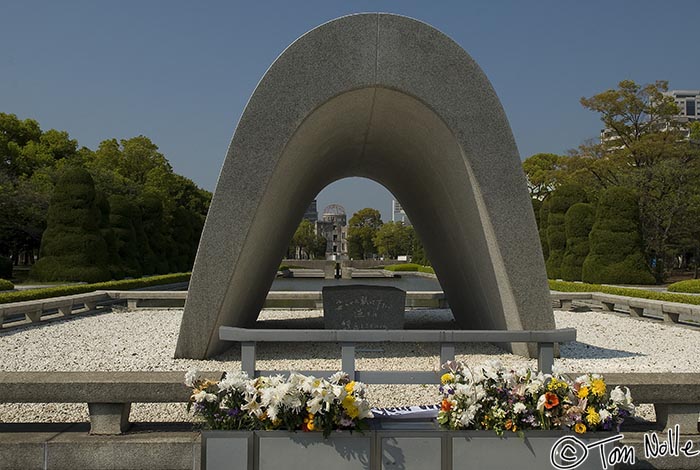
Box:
[322,285,405,329]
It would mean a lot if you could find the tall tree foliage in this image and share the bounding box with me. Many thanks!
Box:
[347,208,383,260]
[524,81,700,282]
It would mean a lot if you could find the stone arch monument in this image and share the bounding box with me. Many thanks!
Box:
[175,13,554,359]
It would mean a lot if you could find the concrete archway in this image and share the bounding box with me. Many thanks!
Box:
[175,13,553,359]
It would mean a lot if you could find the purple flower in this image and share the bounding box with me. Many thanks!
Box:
[227,408,240,417]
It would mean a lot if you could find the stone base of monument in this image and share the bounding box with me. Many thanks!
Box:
[322,285,406,330]
[201,427,616,470]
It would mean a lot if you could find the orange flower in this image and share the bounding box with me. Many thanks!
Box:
[544,392,560,409]
[441,399,453,412]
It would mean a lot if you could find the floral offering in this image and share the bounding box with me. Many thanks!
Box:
[437,361,634,436]
[186,370,373,437]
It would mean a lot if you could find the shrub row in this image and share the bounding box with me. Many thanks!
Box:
[0,279,14,292]
[383,263,435,274]
[667,279,700,294]
[0,273,190,304]
[549,279,700,306]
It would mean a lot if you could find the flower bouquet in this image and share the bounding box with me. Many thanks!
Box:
[186,370,373,437]
[438,361,635,436]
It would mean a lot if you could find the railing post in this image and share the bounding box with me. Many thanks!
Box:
[241,342,257,378]
[341,343,356,380]
[537,342,554,375]
[440,343,455,367]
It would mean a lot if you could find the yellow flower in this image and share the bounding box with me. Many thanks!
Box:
[307,421,315,431]
[441,373,454,384]
[586,407,601,426]
[575,423,587,434]
[547,378,568,393]
[342,395,359,418]
[577,386,589,399]
[591,379,606,397]
[345,381,356,393]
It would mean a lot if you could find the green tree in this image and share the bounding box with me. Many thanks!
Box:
[0,113,41,178]
[290,219,317,259]
[582,187,655,285]
[140,194,172,274]
[522,153,563,200]
[373,221,413,259]
[31,167,111,282]
[560,203,595,281]
[579,80,700,281]
[109,195,142,277]
[347,208,383,260]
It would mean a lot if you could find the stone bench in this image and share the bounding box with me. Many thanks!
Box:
[0,371,223,435]
[597,372,700,434]
[103,290,187,308]
[0,292,112,326]
[550,291,593,310]
[591,293,700,323]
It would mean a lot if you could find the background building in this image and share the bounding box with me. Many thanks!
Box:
[391,199,411,225]
[311,203,348,259]
[665,89,700,123]
[303,199,318,223]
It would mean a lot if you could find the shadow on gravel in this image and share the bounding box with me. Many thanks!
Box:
[561,342,644,359]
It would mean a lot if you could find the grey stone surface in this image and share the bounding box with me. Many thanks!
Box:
[177,13,554,359]
[0,371,223,403]
[0,424,200,470]
[323,285,405,329]
[87,403,131,435]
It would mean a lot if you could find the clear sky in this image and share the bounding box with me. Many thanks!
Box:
[2,1,699,221]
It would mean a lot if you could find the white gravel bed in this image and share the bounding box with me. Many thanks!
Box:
[2,306,698,424]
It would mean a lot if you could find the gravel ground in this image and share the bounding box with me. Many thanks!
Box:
[2,306,697,423]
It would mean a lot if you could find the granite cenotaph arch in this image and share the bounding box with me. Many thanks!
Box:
[175,13,554,359]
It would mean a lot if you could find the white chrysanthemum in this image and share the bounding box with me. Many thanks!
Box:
[260,382,293,408]
[575,374,591,387]
[218,370,249,392]
[599,409,611,422]
[184,369,198,388]
[192,390,218,403]
[513,402,527,414]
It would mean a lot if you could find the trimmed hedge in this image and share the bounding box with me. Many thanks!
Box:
[667,279,700,294]
[549,279,700,306]
[384,263,435,274]
[0,273,190,304]
[0,279,14,291]
[545,184,587,279]
[31,167,111,283]
[561,203,595,281]
[581,187,655,285]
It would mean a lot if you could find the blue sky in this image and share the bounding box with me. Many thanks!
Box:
[3,1,699,220]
